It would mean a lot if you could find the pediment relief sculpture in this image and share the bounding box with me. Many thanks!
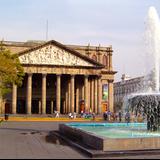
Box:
[19,45,94,67]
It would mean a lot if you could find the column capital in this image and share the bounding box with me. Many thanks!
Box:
[27,73,33,77]
[108,79,114,83]
[42,73,47,77]
[70,74,75,77]
[84,75,89,78]
[56,74,61,77]
[96,75,102,79]
[108,52,113,56]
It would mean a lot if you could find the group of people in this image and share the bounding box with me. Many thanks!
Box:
[103,110,146,123]
[68,112,77,119]
[103,110,123,122]
[80,110,96,120]
[103,110,132,123]
[54,110,95,120]
[54,109,145,123]
[54,111,77,119]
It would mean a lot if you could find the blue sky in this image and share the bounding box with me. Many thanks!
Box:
[0,0,160,81]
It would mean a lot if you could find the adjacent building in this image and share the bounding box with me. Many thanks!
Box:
[1,40,117,115]
[114,74,144,110]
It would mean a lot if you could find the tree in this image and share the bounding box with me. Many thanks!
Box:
[0,42,24,97]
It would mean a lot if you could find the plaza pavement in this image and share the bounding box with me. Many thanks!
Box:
[1,119,160,159]
[0,121,87,159]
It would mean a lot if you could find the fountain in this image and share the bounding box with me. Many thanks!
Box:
[145,6,160,92]
[126,6,160,132]
[57,7,160,156]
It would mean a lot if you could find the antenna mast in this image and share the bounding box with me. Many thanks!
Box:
[46,20,48,41]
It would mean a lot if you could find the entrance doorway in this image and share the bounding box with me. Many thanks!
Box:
[17,100,26,114]
[46,100,51,114]
[5,103,11,114]
[32,100,39,114]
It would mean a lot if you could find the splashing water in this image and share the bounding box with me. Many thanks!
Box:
[125,7,160,131]
[145,6,160,92]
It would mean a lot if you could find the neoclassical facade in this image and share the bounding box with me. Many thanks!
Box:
[1,40,116,115]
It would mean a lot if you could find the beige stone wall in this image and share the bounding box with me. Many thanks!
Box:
[3,41,116,114]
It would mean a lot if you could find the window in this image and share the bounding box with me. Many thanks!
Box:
[103,55,108,66]
[92,55,97,61]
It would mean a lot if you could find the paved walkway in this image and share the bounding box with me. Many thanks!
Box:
[0,121,87,159]
[1,121,160,159]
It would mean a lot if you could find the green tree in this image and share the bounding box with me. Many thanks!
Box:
[0,42,24,97]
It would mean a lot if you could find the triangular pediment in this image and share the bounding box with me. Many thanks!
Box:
[18,40,103,68]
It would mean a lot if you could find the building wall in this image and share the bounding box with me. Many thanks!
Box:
[2,40,116,114]
[114,75,144,111]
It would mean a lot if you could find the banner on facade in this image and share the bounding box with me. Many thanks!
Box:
[103,84,108,101]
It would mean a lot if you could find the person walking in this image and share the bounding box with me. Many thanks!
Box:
[125,111,131,123]
[103,110,108,121]
[118,110,122,122]
[55,111,60,118]
[107,110,112,122]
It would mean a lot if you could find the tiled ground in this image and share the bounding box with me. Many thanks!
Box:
[0,121,160,159]
[0,122,86,159]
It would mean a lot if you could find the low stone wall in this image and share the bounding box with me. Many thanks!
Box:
[103,137,160,151]
[59,124,104,150]
[59,124,160,152]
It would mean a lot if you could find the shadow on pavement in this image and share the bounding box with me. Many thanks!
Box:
[46,131,68,146]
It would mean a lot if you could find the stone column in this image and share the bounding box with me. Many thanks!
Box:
[12,84,17,114]
[88,79,91,110]
[65,91,68,113]
[42,74,47,114]
[108,80,114,113]
[91,79,94,112]
[76,85,80,114]
[109,50,113,71]
[68,80,71,113]
[39,100,41,114]
[82,84,84,100]
[84,75,89,112]
[94,78,98,114]
[51,101,54,114]
[63,100,66,114]
[71,75,75,113]
[26,73,32,114]
[97,76,102,114]
[56,74,61,113]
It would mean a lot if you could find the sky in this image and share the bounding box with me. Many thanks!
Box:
[0,0,160,81]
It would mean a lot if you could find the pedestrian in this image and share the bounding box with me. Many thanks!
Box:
[103,110,108,121]
[73,112,77,119]
[80,110,84,118]
[55,111,59,118]
[92,113,96,121]
[68,113,73,119]
[107,110,112,122]
[125,111,130,123]
[4,114,9,121]
[118,110,122,122]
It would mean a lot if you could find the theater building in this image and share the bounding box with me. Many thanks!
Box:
[1,40,116,115]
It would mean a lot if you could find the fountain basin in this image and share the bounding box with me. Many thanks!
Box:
[59,123,160,151]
